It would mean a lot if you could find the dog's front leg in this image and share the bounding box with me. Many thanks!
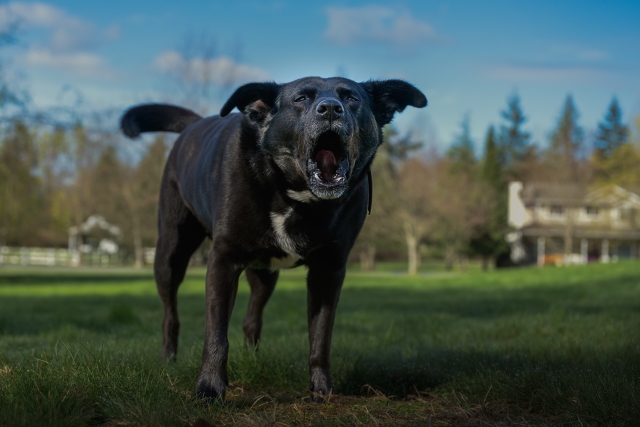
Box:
[306,264,346,402]
[196,251,242,402]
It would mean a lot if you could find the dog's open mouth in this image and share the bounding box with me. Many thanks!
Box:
[307,131,349,188]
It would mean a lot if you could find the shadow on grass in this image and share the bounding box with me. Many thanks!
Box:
[337,347,639,425]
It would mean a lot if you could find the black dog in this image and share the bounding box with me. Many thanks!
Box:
[121,77,426,401]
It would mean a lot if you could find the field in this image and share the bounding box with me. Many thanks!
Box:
[0,262,638,426]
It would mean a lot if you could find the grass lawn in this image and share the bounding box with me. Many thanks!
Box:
[0,262,638,426]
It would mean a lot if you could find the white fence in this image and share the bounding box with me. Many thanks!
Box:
[0,247,121,267]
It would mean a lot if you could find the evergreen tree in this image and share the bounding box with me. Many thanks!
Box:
[480,126,503,188]
[546,95,584,182]
[594,98,628,160]
[500,94,531,170]
[592,101,636,185]
[471,126,509,269]
[447,115,475,172]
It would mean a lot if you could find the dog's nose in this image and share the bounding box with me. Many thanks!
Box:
[315,99,344,119]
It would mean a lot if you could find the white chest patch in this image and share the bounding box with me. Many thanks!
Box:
[270,208,300,258]
[287,189,318,203]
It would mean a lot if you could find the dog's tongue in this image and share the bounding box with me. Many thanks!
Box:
[316,150,338,181]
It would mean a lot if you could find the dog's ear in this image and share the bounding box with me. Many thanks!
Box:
[361,80,427,127]
[220,82,281,125]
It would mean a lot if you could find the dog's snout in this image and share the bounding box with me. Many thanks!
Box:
[315,99,344,119]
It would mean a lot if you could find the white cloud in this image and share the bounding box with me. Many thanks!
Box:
[0,2,121,79]
[325,6,435,47]
[154,51,183,72]
[23,48,114,79]
[104,24,121,41]
[0,2,97,51]
[0,1,60,27]
[153,50,268,86]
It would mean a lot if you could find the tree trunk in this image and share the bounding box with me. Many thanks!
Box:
[406,234,418,276]
[122,183,144,269]
[359,244,376,271]
[460,255,468,271]
[481,256,489,271]
[132,221,143,269]
[444,246,456,271]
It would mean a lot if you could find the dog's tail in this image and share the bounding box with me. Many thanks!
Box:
[120,104,203,138]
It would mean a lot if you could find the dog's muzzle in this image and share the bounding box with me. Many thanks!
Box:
[307,130,349,199]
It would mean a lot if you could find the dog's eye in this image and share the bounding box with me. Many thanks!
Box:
[294,95,307,103]
[347,95,359,102]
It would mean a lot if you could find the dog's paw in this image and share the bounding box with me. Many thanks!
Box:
[309,382,333,403]
[309,368,333,403]
[161,348,177,364]
[196,378,226,403]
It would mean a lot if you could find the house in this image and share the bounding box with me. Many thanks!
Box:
[508,182,640,266]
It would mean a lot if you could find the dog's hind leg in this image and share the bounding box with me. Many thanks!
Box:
[242,268,279,347]
[155,183,207,363]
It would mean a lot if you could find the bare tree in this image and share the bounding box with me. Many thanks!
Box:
[157,34,258,115]
[428,159,495,270]
[355,149,401,271]
[122,135,167,267]
[397,158,434,275]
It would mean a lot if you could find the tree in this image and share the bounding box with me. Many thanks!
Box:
[0,121,41,245]
[592,98,630,184]
[0,18,27,125]
[480,126,503,189]
[499,94,532,180]
[447,115,476,172]
[594,98,629,160]
[355,127,421,272]
[430,158,493,270]
[397,158,434,275]
[159,34,245,115]
[37,126,75,246]
[544,95,585,183]
[591,117,640,188]
[123,135,167,267]
[470,126,508,270]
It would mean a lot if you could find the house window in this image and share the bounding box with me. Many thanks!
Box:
[585,205,599,216]
[620,208,634,221]
[550,205,564,217]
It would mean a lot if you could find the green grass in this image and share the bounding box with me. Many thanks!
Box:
[0,262,639,426]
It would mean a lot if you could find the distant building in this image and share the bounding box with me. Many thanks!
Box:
[508,182,640,266]
[68,215,121,266]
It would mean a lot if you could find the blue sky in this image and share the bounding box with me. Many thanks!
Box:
[1,0,639,153]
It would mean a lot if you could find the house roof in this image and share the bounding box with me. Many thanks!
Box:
[520,183,640,207]
[520,183,588,205]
